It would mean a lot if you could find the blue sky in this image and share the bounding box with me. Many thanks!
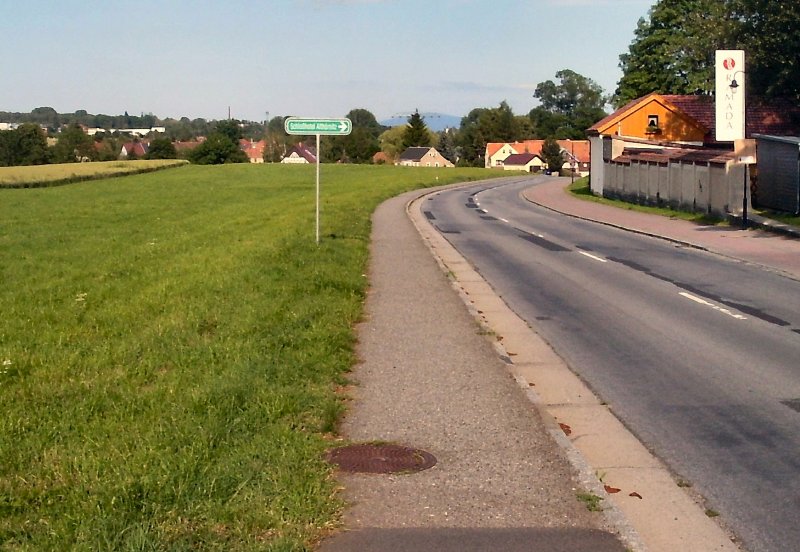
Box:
[1,0,654,122]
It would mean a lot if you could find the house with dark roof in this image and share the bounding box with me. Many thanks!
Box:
[281,143,317,164]
[397,147,454,168]
[485,139,591,175]
[501,153,543,172]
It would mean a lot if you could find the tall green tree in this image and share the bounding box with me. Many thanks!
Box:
[437,129,457,163]
[214,119,243,143]
[454,103,535,166]
[402,110,432,148]
[529,69,608,138]
[324,108,382,163]
[455,108,489,167]
[730,0,800,101]
[0,124,49,166]
[146,137,177,160]
[615,0,800,105]
[263,116,294,162]
[188,133,247,165]
[541,138,564,174]
[50,124,95,163]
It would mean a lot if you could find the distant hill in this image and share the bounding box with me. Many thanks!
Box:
[380,113,462,132]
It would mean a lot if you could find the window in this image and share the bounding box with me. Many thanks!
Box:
[646,114,661,135]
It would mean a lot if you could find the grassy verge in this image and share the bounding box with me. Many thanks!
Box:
[754,209,800,228]
[0,164,500,550]
[567,176,724,225]
[0,159,188,188]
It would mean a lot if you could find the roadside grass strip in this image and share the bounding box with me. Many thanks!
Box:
[0,164,497,550]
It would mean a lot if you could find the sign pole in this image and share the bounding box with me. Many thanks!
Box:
[316,133,320,244]
[284,117,352,244]
[742,165,748,229]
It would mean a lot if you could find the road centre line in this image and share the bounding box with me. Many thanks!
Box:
[679,292,748,320]
[579,251,608,263]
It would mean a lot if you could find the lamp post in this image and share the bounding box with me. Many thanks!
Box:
[730,70,748,228]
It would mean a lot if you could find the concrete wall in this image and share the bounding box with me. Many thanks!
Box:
[602,156,743,218]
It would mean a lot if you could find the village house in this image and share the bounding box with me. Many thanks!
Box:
[119,141,149,158]
[281,143,317,164]
[501,152,544,172]
[586,92,800,203]
[239,139,266,163]
[397,147,454,167]
[485,139,591,175]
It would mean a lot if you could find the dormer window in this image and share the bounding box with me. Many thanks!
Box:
[646,114,661,134]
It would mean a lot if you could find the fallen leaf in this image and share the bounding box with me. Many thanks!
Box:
[604,485,621,494]
[559,423,572,436]
[629,492,643,499]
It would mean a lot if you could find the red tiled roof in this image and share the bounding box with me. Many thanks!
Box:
[174,140,202,151]
[239,139,266,160]
[121,141,149,156]
[615,146,735,165]
[591,93,800,142]
[486,143,507,158]
[588,93,659,133]
[487,139,591,163]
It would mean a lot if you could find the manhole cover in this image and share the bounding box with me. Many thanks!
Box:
[326,444,437,474]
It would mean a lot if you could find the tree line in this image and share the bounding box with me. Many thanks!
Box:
[615,0,800,106]
[4,0,798,167]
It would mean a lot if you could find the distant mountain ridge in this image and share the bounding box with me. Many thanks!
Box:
[380,112,462,132]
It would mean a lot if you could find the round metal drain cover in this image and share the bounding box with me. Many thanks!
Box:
[326,443,437,474]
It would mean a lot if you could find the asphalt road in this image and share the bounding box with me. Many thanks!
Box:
[425,176,800,552]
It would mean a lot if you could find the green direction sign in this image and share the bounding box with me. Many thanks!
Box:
[284,117,352,136]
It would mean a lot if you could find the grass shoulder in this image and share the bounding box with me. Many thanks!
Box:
[754,209,800,228]
[0,164,501,550]
[567,176,725,225]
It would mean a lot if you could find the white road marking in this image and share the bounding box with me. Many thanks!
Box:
[579,251,608,263]
[479,208,488,213]
[499,218,509,223]
[679,292,747,320]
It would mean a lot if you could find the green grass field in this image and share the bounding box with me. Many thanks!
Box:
[0,160,188,188]
[0,164,499,550]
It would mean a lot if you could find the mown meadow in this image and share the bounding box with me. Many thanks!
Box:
[0,164,498,550]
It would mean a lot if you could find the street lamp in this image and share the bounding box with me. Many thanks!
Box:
[729,70,746,90]
[729,70,748,228]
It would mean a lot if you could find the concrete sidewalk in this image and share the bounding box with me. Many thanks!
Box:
[319,179,752,552]
[319,188,629,551]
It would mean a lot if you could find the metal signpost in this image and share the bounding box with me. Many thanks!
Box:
[284,117,352,243]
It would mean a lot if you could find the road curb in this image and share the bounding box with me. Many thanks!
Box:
[407,182,741,552]
[522,184,800,284]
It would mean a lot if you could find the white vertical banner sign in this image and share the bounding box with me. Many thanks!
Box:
[715,50,746,142]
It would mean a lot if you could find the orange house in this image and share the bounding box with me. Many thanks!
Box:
[588,93,709,144]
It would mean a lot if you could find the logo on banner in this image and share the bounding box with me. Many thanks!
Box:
[723,58,736,71]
